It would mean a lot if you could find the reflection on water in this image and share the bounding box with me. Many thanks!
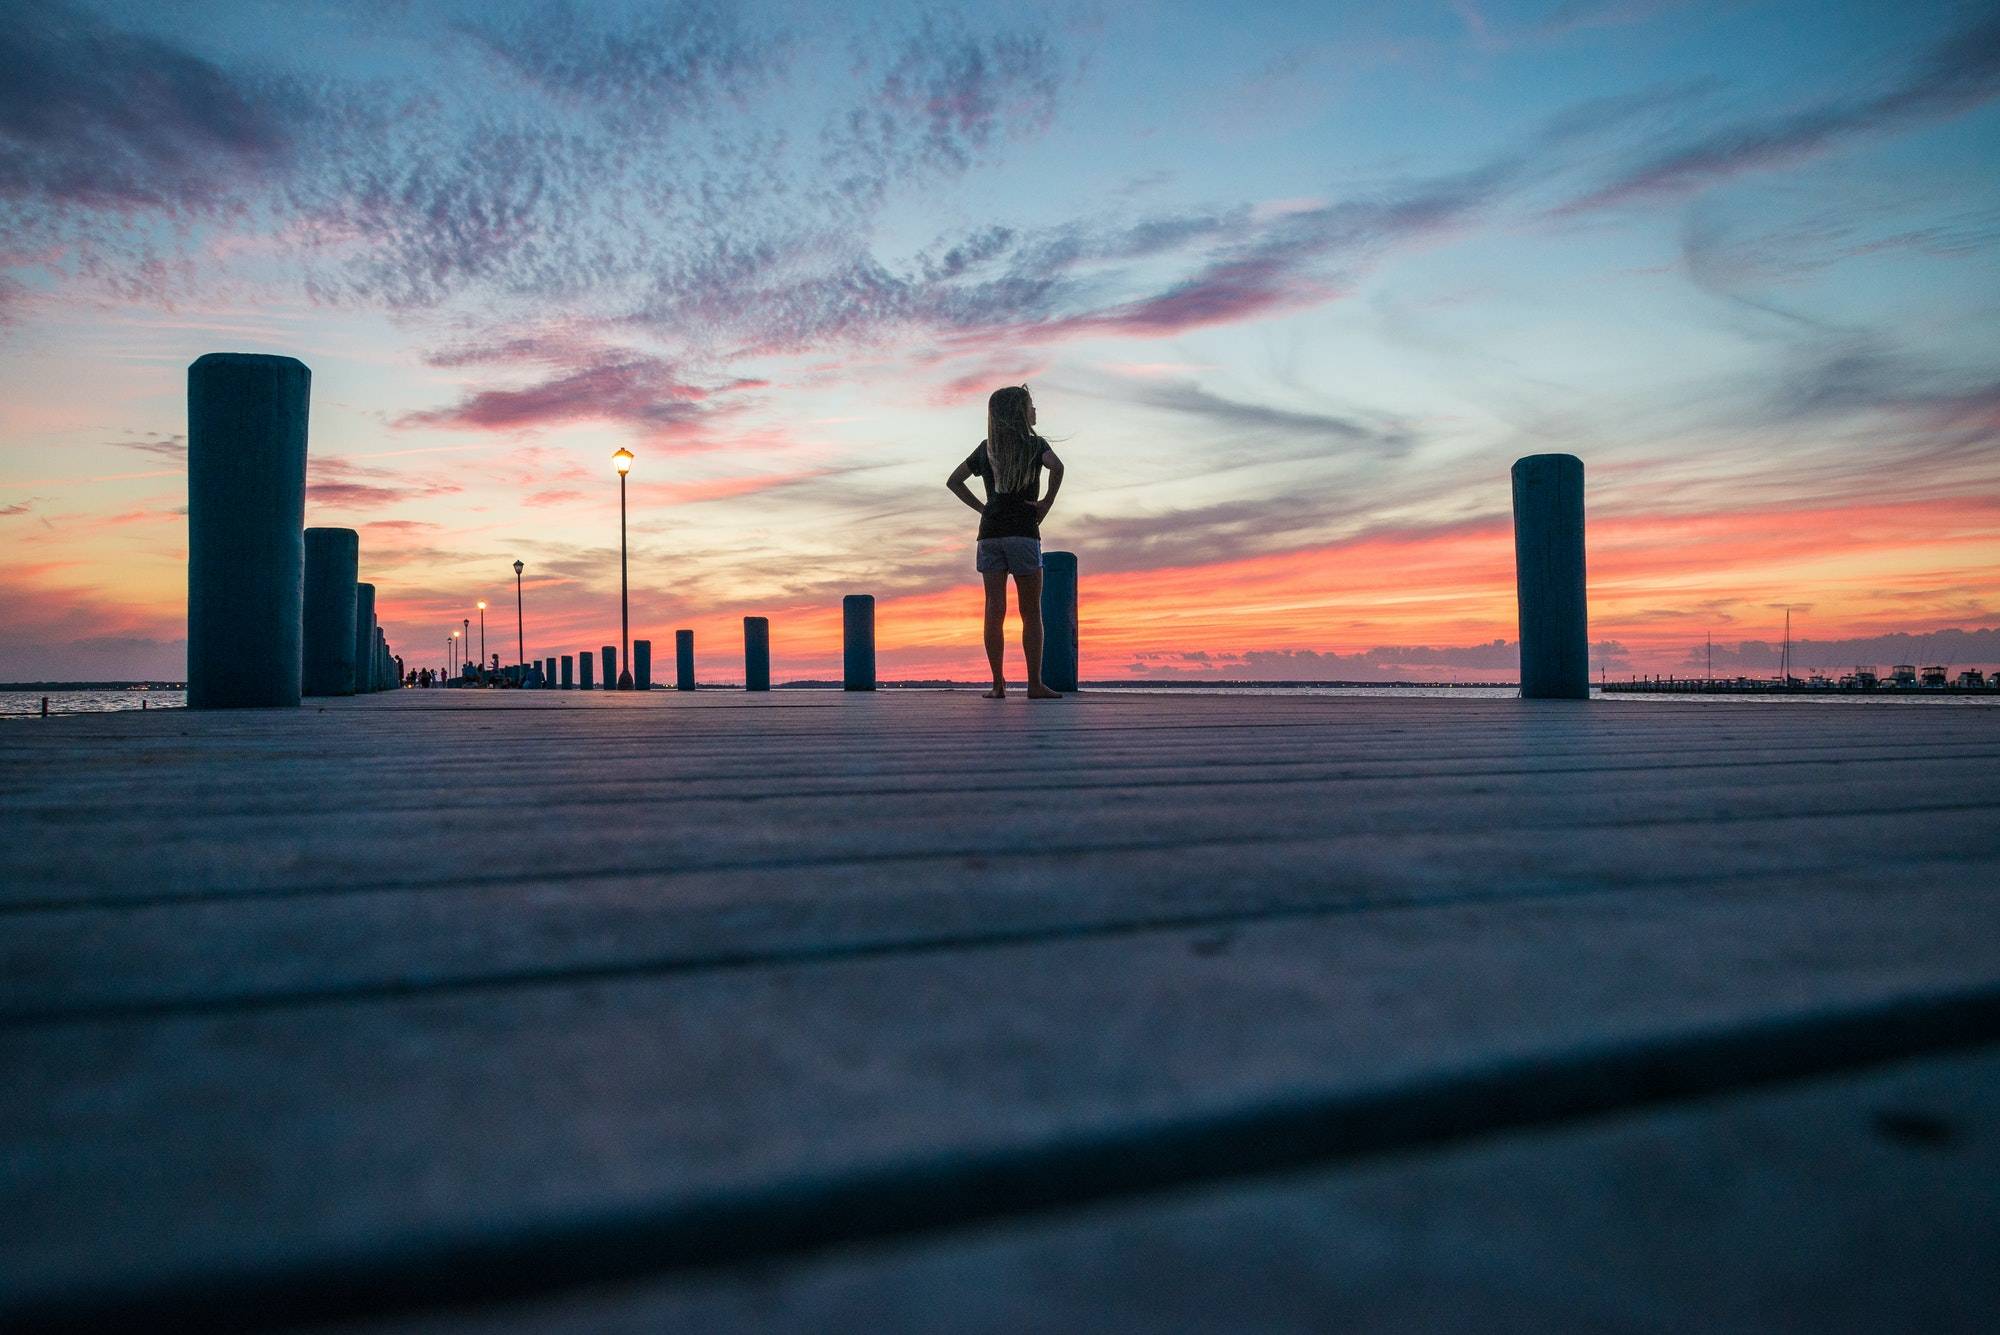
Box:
[0,689,186,717]
[4,683,1991,717]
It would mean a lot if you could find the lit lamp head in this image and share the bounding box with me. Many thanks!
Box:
[477,600,486,611]
[453,629,460,639]
[613,447,634,475]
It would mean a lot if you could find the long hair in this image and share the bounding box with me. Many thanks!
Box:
[985,385,1042,493]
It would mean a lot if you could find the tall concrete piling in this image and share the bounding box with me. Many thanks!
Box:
[744,617,770,691]
[561,655,574,689]
[301,528,359,696]
[843,595,875,691]
[1041,551,1079,692]
[633,639,652,691]
[545,657,556,688]
[676,629,695,691]
[353,583,377,694]
[186,353,310,709]
[376,628,390,692]
[1512,453,1589,700]
[578,650,594,690]
[600,646,616,690]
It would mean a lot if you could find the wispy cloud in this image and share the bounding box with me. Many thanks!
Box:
[1563,12,2000,212]
[0,0,313,212]
[399,350,765,436]
[306,457,463,511]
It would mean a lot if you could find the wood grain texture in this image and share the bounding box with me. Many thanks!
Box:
[2,690,1995,1330]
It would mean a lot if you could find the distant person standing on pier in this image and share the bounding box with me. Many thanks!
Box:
[947,385,1066,699]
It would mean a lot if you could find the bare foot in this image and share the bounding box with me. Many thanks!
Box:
[1027,685,1064,699]
[983,686,1007,698]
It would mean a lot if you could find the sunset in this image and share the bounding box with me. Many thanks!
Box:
[5,1,1996,682]
[5,4,1998,1330]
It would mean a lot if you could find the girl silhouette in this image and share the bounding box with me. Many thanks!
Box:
[947,385,1065,698]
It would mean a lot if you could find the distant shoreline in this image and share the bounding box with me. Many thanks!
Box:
[5,678,1518,692]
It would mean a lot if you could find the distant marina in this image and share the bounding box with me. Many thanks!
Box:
[1605,663,1999,695]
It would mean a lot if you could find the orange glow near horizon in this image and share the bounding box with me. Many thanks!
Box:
[2,490,1995,683]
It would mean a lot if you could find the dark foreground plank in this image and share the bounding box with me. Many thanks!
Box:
[373,1042,2000,1335]
[2,692,1996,1331]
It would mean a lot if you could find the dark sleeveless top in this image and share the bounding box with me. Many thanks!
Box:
[965,438,1050,541]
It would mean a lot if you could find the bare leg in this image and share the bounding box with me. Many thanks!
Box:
[982,570,1009,697]
[1015,570,1062,698]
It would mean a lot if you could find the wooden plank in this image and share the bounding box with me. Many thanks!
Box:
[4,877,1998,1325]
[357,1043,2000,1334]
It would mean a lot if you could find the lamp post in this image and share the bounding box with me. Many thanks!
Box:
[463,617,471,681]
[452,628,461,681]
[514,559,526,679]
[476,600,487,676]
[613,447,634,689]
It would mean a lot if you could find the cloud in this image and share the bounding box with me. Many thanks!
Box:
[0,0,313,212]
[456,0,781,133]
[1680,626,2000,672]
[110,431,188,462]
[0,500,33,516]
[306,457,462,511]
[399,350,764,436]
[1099,378,1415,448]
[821,15,1067,209]
[1563,12,2000,212]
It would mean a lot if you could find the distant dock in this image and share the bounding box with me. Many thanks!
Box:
[4,689,1998,1329]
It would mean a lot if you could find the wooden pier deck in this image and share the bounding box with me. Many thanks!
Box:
[3,690,1998,1331]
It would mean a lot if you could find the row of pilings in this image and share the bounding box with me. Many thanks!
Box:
[492,562,1080,695]
[187,354,401,707]
[182,349,1585,707]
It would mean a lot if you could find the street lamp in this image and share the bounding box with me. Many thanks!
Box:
[513,559,526,680]
[613,447,634,689]
[476,600,487,676]
[451,628,461,681]
[463,618,471,680]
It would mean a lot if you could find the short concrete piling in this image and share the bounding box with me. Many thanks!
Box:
[1512,453,1589,700]
[1041,551,1079,693]
[578,651,594,691]
[561,655,574,689]
[744,617,770,692]
[302,528,358,696]
[376,629,390,693]
[675,630,695,691]
[633,639,652,691]
[843,595,875,691]
[186,353,310,709]
[600,646,616,690]
[353,583,377,695]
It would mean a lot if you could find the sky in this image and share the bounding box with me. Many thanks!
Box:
[2,0,1997,683]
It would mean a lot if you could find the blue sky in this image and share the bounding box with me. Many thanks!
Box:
[2,0,1996,680]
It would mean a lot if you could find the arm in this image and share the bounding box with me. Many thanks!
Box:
[1035,449,1064,521]
[946,459,985,515]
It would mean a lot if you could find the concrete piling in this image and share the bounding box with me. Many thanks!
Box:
[675,629,695,691]
[744,617,770,692]
[600,646,616,690]
[353,583,377,694]
[545,657,556,688]
[578,651,594,690]
[1512,453,1589,700]
[302,528,359,696]
[1040,551,1079,693]
[561,655,574,689]
[843,595,875,691]
[633,639,652,691]
[186,353,310,709]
